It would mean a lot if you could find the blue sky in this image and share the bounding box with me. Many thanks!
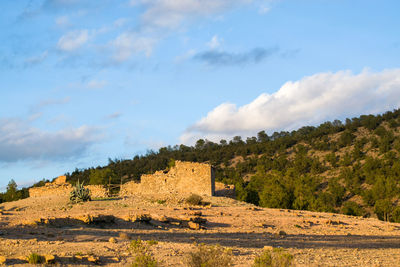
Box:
[1,0,400,190]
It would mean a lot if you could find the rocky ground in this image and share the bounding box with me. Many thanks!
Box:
[1,194,400,266]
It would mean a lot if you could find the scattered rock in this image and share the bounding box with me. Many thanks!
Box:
[44,254,55,264]
[119,232,131,240]
[188,221,201,230]
[74,255,84,260]
[133,214,152,223]
[170,220,182,226]
[76,214,93,224]
[189,211,202,216]
[190,216,207,224]
[151,214,170,223]
[278,230,287,236]
[87,256,100,264]
[325,220,341,225]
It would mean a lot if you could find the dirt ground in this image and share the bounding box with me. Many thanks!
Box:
[1,194,400,266]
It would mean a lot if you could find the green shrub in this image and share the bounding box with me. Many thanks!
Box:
[130,239,158,267]
[156,199,166,205]
[253,248,293,267]
[147,240,158,246]
[341,201,364,216]
[187,243,233,267]
[186,194,203,206]
[374,199,393,221]
[392,206,400,223]
[27,253,45,264]
[70,180,91,203]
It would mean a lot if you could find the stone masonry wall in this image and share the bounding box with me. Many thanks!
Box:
[86,185,108,198]
[120,161,215,197]
[29,176,108,198]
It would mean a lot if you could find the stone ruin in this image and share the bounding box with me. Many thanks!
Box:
[120,161,216,197]
[29,161,234,199]
[29,176,108,199]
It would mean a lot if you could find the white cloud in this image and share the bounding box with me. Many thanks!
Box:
[57,29,89,51]
[122,0,271,61]
[132,0,254,30]
[55,15,69,26]
[174,49,196,63]
[111,32,157,61]
[0,118,101,162]
[87,79,107,89]
[181,69,400,144]
[259,5,270,14]
[24,51,48,67]
[207,35,222,49]
[113,17,130,28]
[31,96,70,113]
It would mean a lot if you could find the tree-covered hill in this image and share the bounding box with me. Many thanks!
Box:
[3,109,400,222]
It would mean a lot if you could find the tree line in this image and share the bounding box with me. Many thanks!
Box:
[2,109,400,222]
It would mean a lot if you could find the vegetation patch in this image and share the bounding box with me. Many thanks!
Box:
[129,238,158,267]
[187,243,233,267]
[253,248,293,267]
[27,253,45,264]
[70,180,91,203]
[186,194,203,206]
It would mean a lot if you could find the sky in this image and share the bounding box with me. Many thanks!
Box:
[1,0,400,190]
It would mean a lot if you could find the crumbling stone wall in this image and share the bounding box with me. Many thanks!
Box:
[120,161,215,197]
[29,180,72,198]
[215,182,236,198]
[86,185,108,198]
[29,176,108,198]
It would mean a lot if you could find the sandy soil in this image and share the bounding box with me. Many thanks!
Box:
[1,195,400,266]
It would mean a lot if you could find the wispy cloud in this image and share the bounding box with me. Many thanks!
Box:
[105,112,122,120]
[111,32,157,61]
[0,118,101,162]
[207,35,222,49]
[30,96,70,113]
[24,51,48,67]
[87,79,107,89]
[181,68,400,144]
[131,0,258,30]
[110,0,272,63]
[55,15,70,27]
[193,47,279,66]
[57,29,89,52]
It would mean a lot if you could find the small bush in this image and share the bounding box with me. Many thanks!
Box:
[119,232,131,240]
[186,194,203,206]
[341,201,364,216]
[156,199,166,205]
[27,253,45,264]
[70,180,91,203]
[130,239,158,267]
[253,248,293,267]
[147,240,158,246]
[187,243,233,267]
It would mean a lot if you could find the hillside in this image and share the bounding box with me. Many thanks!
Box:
[3,109,400,222]
[1,194,400,266]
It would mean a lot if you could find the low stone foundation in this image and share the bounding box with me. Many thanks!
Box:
[29,176,108,199]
